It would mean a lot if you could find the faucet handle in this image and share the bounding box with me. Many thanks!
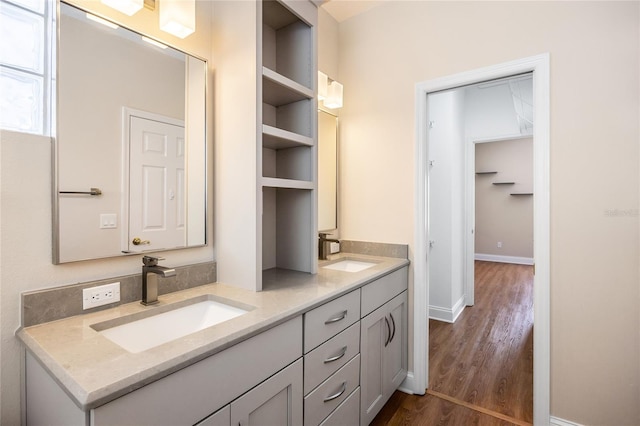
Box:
[142,255,164,266]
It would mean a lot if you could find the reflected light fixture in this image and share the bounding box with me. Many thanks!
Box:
[101,0,143,16]
[318,71,328,101]
[160,0,195,39]
[86,13,119,29]
[324,80,343,109]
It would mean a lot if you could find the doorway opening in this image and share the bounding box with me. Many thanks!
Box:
[411,54,550,424]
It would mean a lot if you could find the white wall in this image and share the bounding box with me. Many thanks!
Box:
[0,1,215,423]
[426,89,466,322]
[337,1,639,424]
[465,83,522,140]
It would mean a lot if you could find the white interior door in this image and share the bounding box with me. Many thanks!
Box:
[128,116,186,252]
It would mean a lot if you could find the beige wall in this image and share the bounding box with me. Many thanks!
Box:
[475,138,533,258]
[0,1,215,424]
[337,2,639,424]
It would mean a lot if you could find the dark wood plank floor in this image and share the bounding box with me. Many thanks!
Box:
[371,261,534,425]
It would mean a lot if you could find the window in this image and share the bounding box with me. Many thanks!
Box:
[0,0,54,135]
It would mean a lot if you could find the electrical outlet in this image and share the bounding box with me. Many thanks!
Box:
[497,242,502,248]
[82,282,121,310]
[330,241,340,254]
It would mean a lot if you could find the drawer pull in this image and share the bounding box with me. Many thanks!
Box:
[323,382,347,403]
[324,346,348,363]
[384,316,391,347]
[324,310,348,325]
[389,312,396,343]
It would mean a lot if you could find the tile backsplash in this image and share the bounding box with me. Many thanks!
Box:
[340,240,408,259]
[22,261,216,327]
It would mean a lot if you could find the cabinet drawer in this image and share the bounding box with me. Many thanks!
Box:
[304,289,360,352]
[91,316,302,426]
[319,387,360,426]
[361,267,408,317]
[304,322,360,394]
[304,354,360,426]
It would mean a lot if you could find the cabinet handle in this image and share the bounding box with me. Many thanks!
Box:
[384,316,391,347]
[324,310,348,325]
[389,312,396,343]
[323,382,347,402]
[324,346,348,363]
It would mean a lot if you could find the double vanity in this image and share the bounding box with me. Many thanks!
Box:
[18,254,409,426]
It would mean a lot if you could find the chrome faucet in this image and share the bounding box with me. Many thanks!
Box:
[141,256,176,306]
[319,233,340,260]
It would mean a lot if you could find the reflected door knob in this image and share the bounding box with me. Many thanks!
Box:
[132,237,150,245]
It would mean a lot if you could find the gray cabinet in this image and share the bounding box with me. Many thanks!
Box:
[230,359,303,426]
[360,291,408,426]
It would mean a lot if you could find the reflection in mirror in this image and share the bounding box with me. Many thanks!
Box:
[318,110,337,232]
[54,2,206,263]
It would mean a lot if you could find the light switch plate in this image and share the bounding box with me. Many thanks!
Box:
[100,213,117,229]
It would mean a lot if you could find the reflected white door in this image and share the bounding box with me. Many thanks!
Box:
[128,116,186,252]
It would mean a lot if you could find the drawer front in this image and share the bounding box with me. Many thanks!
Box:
[361,267,408,317]
[319,387,360,426]
[304,354,360,426]
[92,316,302,426]
[304,289,360,353]
[304,322,360,394]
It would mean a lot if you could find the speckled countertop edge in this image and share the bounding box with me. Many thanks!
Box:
[17,253,409,411]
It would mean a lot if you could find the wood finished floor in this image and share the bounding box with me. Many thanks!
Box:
[371,261,534,425]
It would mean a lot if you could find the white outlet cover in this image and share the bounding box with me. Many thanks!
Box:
[83,282,121,310]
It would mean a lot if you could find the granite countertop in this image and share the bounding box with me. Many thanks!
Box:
[17,253,409,411]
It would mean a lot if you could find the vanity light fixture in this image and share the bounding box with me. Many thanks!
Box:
[323,80,344,109]
[141,36,168,49]
[85,13,119,29]
[160,0,195,39]
[318,71,328,101]
[101,0,143,16]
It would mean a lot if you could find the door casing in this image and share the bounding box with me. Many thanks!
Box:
[410,54,550,424]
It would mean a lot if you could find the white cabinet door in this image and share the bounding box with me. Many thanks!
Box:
[230,359,303,426]
[360,291,408,426]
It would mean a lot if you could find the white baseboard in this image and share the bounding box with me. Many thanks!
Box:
[429,296,465,323]
[398,371,422,395]
[550,416,584,426]
[475,253,534,265]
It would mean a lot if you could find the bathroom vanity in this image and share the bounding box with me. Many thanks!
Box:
[18,255,408,426]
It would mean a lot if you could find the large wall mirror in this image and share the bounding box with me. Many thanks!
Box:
[318,109,338,232]
[54,1,207,263]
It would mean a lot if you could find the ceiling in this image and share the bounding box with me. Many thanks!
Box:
[321,0,388,22]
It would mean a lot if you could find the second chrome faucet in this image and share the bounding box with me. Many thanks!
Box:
[141,256,176,306]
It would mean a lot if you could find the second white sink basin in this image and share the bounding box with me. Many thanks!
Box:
[93,297,253,353]
[322,259,377,273]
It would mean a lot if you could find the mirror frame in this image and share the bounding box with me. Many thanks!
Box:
[52,0,209,263]
[318,108,338,233]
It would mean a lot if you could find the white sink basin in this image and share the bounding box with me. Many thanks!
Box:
[93,298,252,353]
[322,259,377,273]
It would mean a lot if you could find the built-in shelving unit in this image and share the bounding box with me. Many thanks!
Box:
[214,0,317,292]
[260,0,318,287]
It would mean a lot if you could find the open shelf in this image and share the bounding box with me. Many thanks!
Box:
[262,187,314,273]
[262,67,314,106]
[262,124,313,149]
[261,177,313,190]
[262,0,312,89]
